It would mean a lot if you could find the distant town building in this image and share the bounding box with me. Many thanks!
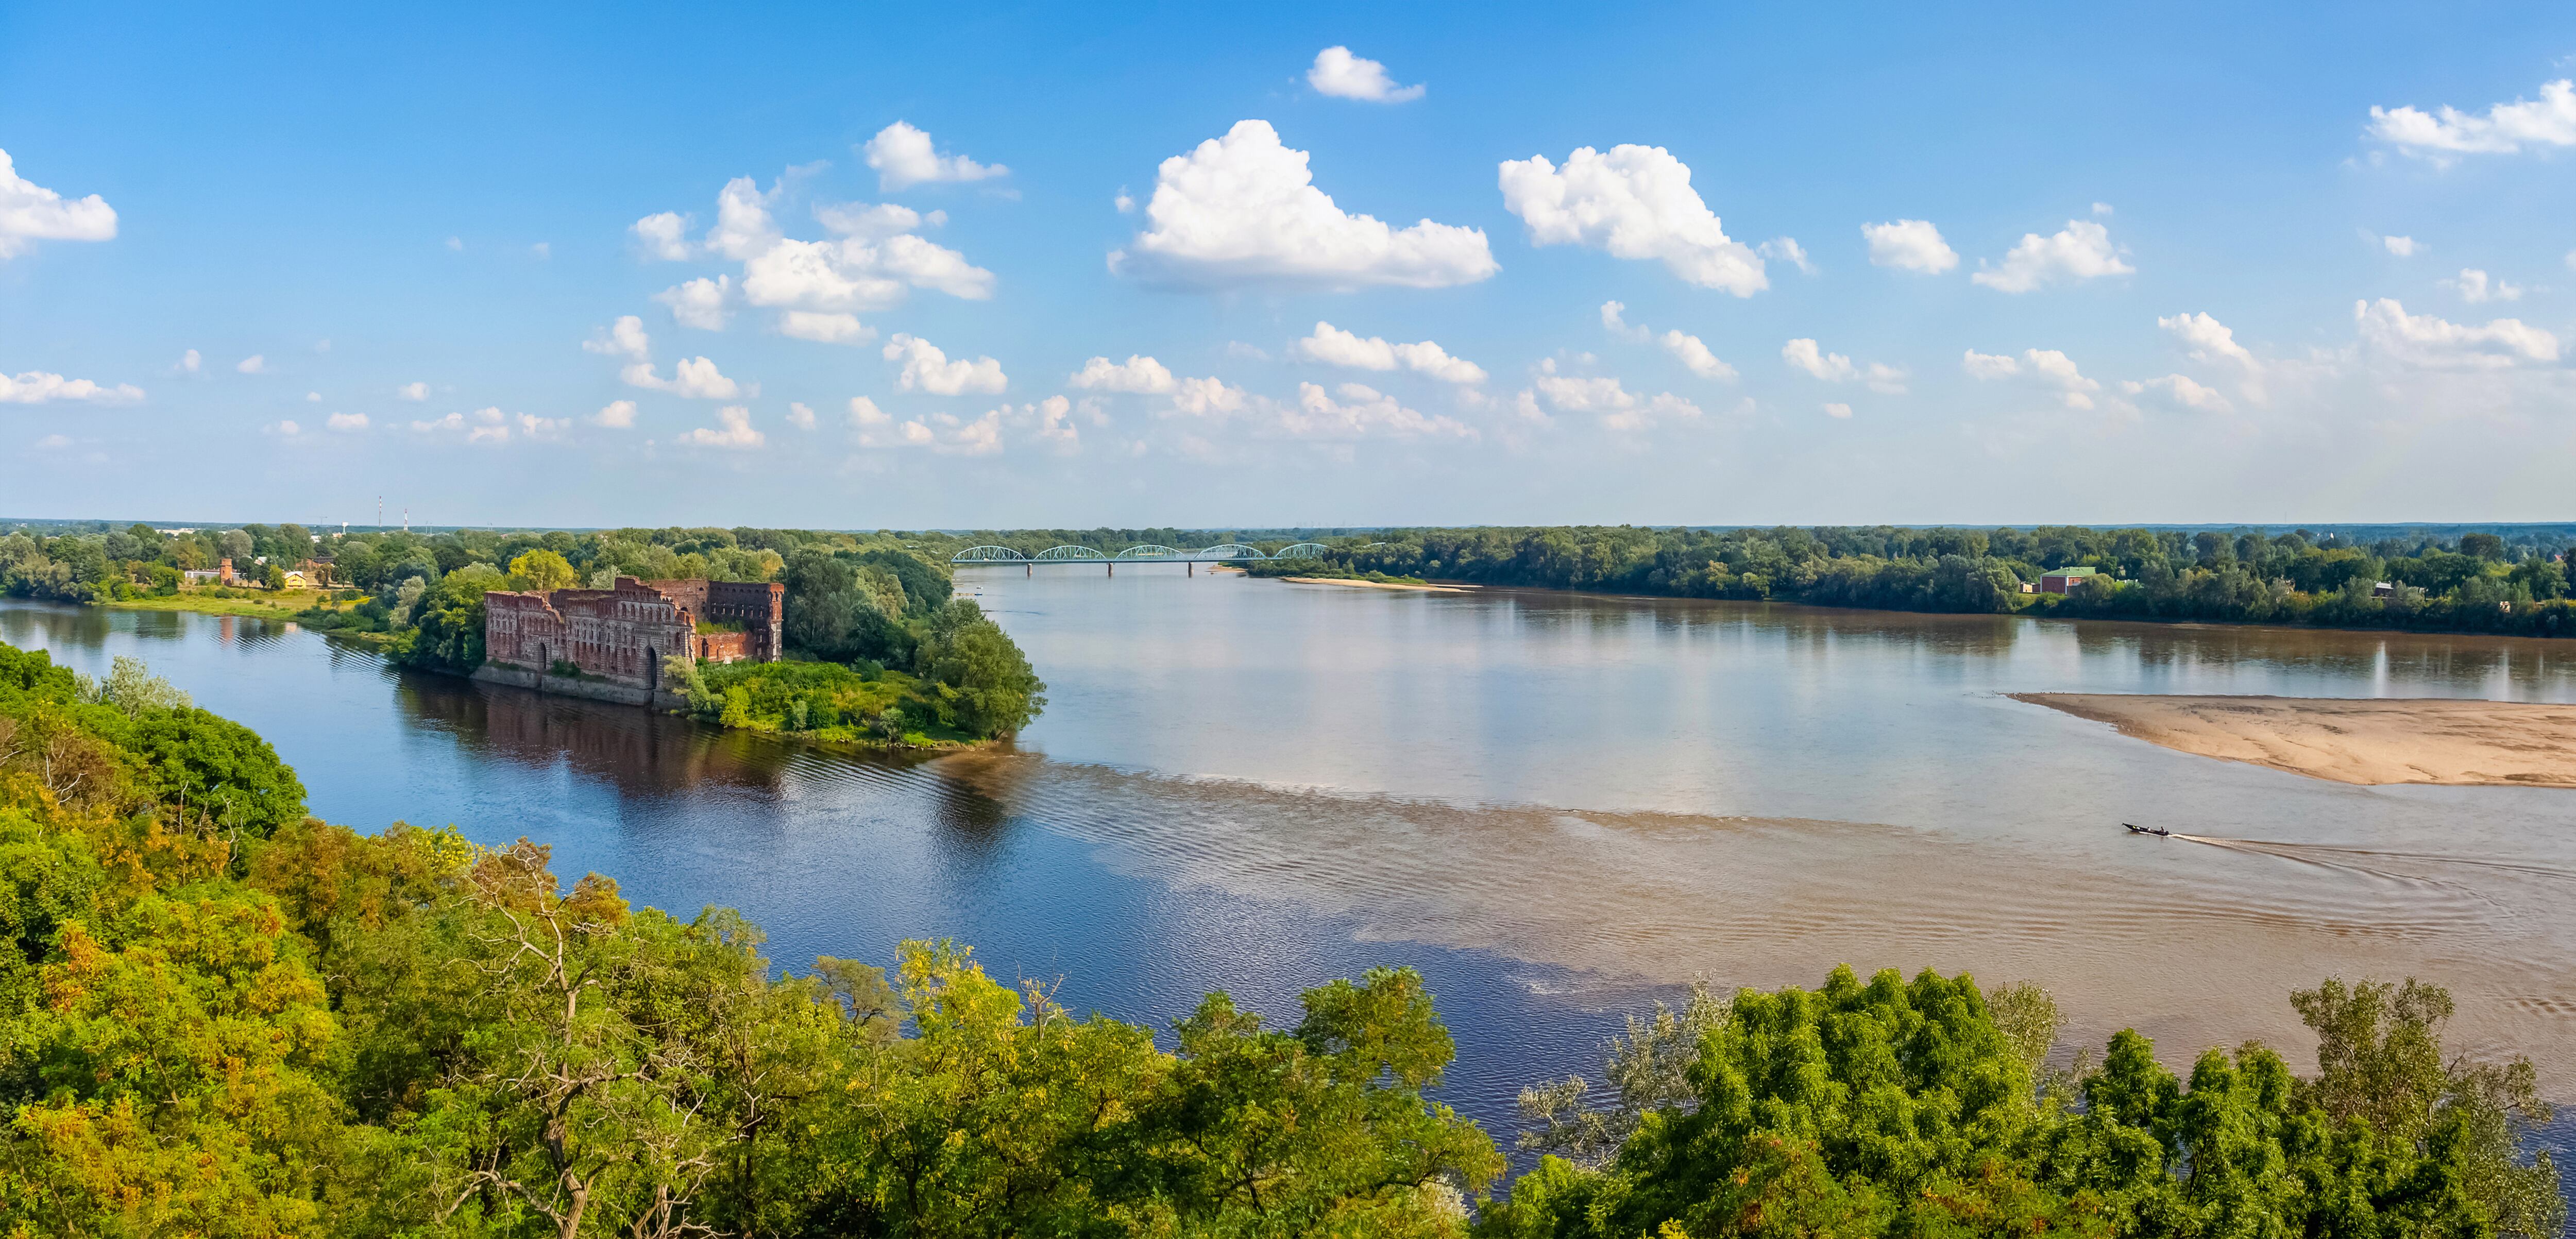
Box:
[484,576,784,690]
[2038,566,2099,595]
[2372,581,2396,599]
[183,557,251,586]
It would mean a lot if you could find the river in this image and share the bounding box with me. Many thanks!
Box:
[6,569,2574,1177]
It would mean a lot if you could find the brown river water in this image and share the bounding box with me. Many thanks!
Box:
[6,568,2573,1168]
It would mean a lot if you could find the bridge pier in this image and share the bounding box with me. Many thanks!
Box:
[1188,561,1193,576]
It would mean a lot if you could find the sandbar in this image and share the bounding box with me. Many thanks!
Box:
[1280,576,1469,593]
[2013,693,2576,787]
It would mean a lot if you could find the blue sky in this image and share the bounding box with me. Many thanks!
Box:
[6,2,2575,528]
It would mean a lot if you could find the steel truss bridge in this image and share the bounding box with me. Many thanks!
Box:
[952,542,1334,573]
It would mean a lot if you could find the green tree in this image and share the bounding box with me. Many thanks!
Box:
[508,548,581,592]
[913,600,1046,739]
[394,563,503,675]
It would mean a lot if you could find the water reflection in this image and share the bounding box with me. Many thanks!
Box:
[394,671,799,796]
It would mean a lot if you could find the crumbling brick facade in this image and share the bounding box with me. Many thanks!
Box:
[484,576,784,690]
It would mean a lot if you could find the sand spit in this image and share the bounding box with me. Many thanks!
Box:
[2014,693,2576,787]
[1280,576,1470,593]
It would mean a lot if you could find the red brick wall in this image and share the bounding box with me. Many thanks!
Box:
[486,575,781,688]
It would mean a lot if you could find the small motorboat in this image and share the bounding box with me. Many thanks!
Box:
[2122,822,2171,837]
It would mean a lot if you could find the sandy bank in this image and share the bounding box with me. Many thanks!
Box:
[1280,576,1469,593]
[2014,692,2576,787]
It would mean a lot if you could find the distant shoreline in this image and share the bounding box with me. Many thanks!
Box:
[2012,691,2576,787]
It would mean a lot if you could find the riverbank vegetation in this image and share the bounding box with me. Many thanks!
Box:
[0,639,2560,1237]
[1255,525,2576,637]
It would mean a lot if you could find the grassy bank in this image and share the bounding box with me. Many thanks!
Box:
[106,586,354,619]
[684,657,988,749]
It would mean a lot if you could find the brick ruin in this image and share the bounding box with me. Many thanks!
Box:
[484,576,784,690]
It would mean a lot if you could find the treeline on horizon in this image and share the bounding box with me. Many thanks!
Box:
[15,517,2576,650]
[0,638,2564,1238]
[1247,524,2576,637]
[0,523,1045,741]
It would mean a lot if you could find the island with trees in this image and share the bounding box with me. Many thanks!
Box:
[0,638,2561,1237]
[0,522,1045,747]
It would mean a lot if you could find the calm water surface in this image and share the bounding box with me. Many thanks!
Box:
[8,571,2574,1172]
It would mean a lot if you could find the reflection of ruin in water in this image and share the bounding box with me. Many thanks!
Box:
[391,671,805,796]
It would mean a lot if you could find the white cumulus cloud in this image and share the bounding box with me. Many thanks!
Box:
[1659,331,1735,381]
[1960,348,2102,409]
[1170,376,1247,417]
[707,177,781,261]
[1823,402,1853,419]
[863,122,1007,192]
[1294,321,1486,384]
[583,315,651,360]
[677,405,764,449]
[592,400,636,429]
[776,311,874,344]
[1282,381,1473,439]
[177,349,201,374]
[1783,339,1906,393]
[0,148,116,259]
[326,412,369,431]
[2369,78,2576,159]
[1758,236,1814,274]
[411,407,567,445]
[2157,312,2258,369]
[2353,298,2558,369]
[1499,144,1765,295]
[1600,300,1647,341]
[1113,120,1496,291]
[1070,354,1178,394]
[2123,374,2233,413]
[236,354,267,374]
[656,276,732,330]
[1861,219,1958,274]
[0,370,143,404]
[2381,234,2420,258]
[630,211,691,260]
[786,401,816,430]
[884,333,1006,395]
[2446,268,2522,303]
[397,381,430,401]
[845,395,1003,454]
[1973,220,2133,292]
[1307,46,1423,103]
[622,356,745,399]
[1528,362,1703,431]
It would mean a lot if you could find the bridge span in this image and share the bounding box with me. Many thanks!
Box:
[952,542,1334,575]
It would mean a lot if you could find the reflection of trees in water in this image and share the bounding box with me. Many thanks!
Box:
[394,673,799,796]
[1489,591,2026,658]
[0,600,113,648]
[920,754,1025,860]
[2071,620,2576,694]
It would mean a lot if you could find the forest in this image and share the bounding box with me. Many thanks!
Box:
[1260,524,2576,637]
[0,638,2561,1238]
